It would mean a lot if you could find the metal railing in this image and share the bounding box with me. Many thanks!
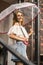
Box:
[0,38,35,65]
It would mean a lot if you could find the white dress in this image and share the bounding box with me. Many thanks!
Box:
[8,25,29,62]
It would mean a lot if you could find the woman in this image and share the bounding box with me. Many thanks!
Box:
[8,10,33,65]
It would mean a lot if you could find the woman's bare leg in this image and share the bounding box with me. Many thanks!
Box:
[15,61,24,65]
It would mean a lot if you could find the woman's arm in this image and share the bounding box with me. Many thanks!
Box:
[8,33,28,42]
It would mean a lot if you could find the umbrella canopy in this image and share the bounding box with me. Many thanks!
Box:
[0,2,40,34]
[0,2,40,21]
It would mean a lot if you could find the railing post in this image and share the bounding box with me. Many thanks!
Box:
[34,0,40,65]
[3,47,7,65]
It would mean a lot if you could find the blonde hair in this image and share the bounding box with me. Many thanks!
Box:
[13,10,24,25]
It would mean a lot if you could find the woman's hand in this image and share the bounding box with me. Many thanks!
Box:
[30,28,33,33]
[28,28,33,36]
[22,37,28,41]
[22,37,28,45]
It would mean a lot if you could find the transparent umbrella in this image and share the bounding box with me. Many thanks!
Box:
[0,2,40,34]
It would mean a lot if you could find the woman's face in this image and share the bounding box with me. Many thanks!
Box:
[16,12,24,22]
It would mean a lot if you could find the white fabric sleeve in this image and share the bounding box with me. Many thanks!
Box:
[7,26,17,35]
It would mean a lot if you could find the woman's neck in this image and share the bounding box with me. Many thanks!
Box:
[14,22,21,26]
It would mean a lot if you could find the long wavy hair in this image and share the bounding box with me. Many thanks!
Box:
[13,10,24,25]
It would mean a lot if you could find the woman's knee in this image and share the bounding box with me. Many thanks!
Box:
[15,61,24,65]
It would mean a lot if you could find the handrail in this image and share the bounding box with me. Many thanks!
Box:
[0,38,35,65]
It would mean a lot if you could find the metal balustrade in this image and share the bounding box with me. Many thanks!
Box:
[0,38,35,65]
